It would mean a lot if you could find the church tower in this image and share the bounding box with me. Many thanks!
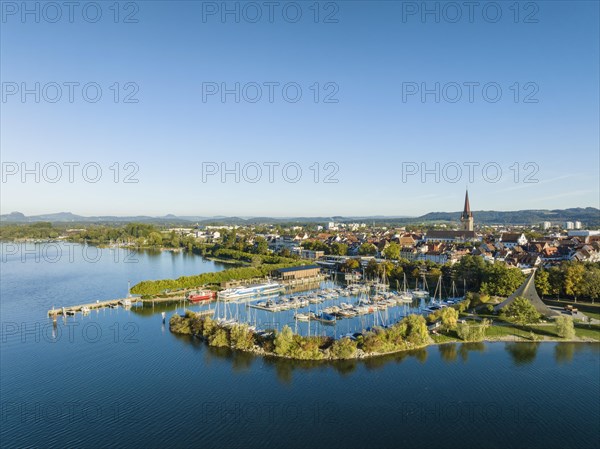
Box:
[461,190,474,231]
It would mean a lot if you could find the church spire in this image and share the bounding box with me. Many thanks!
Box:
[462,189,472,219]
[460,189,474,231]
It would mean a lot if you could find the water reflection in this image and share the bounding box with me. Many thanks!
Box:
[459,342,485,362]
[437,343,485,363]
[438,343,458,362]
[505,342,540,365]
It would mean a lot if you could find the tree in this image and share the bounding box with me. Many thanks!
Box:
[254,237,268,255]
[501,297,541,325]
[564,263,585,301]
[329,242,348,256]
[439,307,458,331]
[454,255,487,292]
[274,325,294,356]
[359,243,378,256]
[365,259,379,279]
[229,324,254,350]
[547,266,564,299]
[147,232,163,247]
[554,316,575,339]
[534,269,550,297]
[341,258,360,272]
[382,242,400,260]
[480,263,525,297]
[403,314,429,346]
[582,267,600,303]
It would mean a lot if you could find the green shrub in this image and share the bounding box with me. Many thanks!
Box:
[274,325,294,356]
[208,328,230,347]
[202,317,217,338]
[169,314,191,334]
[555,316,575,339]
[501,297,541,325]
[331,337,358,359]
[229,324,255,350]
[457,319,489,342]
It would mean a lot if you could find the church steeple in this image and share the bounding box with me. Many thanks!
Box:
[460,189,474,231]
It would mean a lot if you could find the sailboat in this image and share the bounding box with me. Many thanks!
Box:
[120,281,132,307]
[446,280,461,304]
[412,274,429,298]
[425,276,444,312]
[398,274,413,303]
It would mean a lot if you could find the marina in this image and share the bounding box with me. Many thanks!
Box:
[46,275,465,338]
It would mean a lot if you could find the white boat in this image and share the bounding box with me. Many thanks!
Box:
[120,298,132,307]
[218,282,284,301]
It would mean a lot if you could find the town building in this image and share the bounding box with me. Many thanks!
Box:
[273,265,321,281]
[425,190,479,243]
[499,233,528,248]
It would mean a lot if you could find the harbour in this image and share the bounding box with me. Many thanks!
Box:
[3,242,599,449]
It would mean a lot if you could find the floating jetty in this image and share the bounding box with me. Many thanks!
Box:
[47,296,190,317]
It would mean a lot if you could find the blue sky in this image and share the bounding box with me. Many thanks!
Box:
[1,1,598,217]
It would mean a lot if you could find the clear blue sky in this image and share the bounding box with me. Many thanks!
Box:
[1,1,598,217]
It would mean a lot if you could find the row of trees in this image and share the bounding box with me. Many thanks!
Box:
[346,255,525,298]
[340,254,599,302]
[170,311,431,360]
[535,262,600,302]
[301,240,382,257]
[0,222,62,240]
[130,262,305,296]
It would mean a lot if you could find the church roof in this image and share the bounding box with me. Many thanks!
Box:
[493,270,560,317]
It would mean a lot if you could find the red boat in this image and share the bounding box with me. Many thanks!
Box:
[188,290,216,303]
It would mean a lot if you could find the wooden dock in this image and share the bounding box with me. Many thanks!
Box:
[46,275,325,318]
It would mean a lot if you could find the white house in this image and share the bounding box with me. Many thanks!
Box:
[500,233,528,248]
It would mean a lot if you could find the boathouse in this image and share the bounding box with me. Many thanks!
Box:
[274,265,321,281]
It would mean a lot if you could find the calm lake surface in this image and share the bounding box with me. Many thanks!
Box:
[1,244,599,449]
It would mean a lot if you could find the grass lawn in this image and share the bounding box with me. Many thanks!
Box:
[574,325,600,341]
[582,310,600,322]
[431,333,458,344]
[485,325,530,339]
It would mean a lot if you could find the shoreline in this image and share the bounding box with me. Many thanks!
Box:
[169,311,599,362]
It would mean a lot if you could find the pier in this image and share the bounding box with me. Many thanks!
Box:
[47,296,191,317]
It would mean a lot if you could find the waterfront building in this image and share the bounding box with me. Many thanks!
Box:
[273,265,321,281]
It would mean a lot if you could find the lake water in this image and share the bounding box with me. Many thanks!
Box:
[1,244,599,449]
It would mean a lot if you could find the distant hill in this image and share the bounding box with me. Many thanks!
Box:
[1,208,598,227]
[413,208,600,226]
